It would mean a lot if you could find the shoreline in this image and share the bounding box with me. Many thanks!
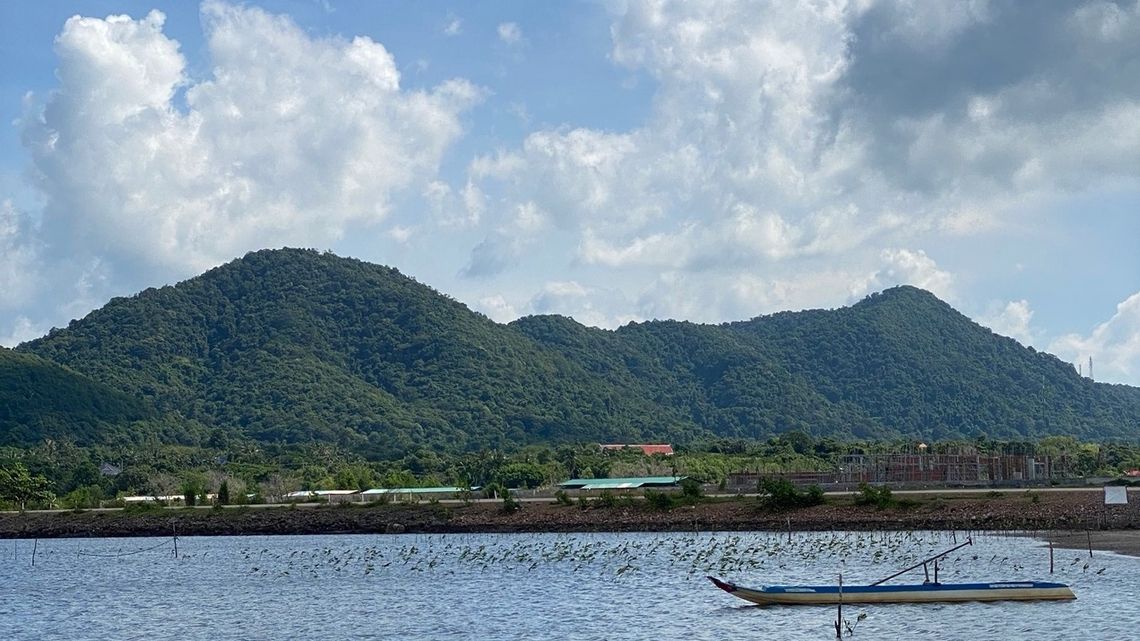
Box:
[2,490,1137,545]
[1042,530,1140,558]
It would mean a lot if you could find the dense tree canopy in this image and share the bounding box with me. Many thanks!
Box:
[2,248,1137,459]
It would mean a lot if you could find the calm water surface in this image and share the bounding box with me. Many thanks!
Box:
[1,530,1137,640]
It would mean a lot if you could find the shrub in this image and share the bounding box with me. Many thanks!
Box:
[757,478,825,510]
[501,492,520,514]
[62,485,104,510]
[854,483,894,509]
[804,484,825,505]
[644,490,676,511]
[680,479,704,502]
[554,490,573,506]
[597,491,617,508]
[482,482,505,500]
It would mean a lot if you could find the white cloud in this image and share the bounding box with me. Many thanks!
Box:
[497,22,522,45]
[873,249,955,302]
[387,225,413,244]
[1050,292,1140,385]
[526,281,641,328]
[461,201,548,277]
[981,299,1039,346]
[22,2,482,278]
[0,200,40,311]
[0,317,47,348]
[443,15,462,37]
[475,294,518,323]
[461,0,1140,340]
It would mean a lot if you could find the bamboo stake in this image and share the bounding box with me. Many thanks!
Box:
[835,573,843,639]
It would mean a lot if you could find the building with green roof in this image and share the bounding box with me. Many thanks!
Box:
[557,476,686,491]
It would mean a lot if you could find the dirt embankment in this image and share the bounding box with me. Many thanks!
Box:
[1,490,1136,541]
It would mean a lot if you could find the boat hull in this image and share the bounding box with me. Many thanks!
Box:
[708,576,1075,605]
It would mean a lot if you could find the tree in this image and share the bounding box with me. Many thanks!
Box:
[496,462,546,489]
[217,480,231,505]
[180,472,206,506]
[0,463,54,511]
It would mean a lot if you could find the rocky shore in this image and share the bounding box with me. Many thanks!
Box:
[2,489,1137,543]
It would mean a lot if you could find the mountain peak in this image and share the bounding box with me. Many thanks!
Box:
[7,253,1138,452]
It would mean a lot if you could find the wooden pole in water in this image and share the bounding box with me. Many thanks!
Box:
[1086,530,1093,559]
[1049,540,1054,574]
[31,538,37,567]
[787,517,792,543]
[835,573,843,639]
[172,521,178,559]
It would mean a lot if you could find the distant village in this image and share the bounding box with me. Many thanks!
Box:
[113,442,1140,506]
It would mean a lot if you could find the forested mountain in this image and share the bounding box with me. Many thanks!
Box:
[16,249,694,456]
[725,288,1139,440]
[0,348,152,444]
[7,248,1139,456]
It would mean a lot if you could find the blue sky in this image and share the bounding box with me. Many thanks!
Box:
[1,0,1138,386]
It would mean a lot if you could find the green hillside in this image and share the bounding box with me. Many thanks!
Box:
[18,249,694,456]
[725,287,1138,440]
[9,248,1140,455]
[0,347,152,445]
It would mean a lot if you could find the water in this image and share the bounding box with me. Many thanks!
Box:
[1,531,1137,640]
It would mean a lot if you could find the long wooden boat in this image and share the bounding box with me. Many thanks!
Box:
[707,575,1076,605]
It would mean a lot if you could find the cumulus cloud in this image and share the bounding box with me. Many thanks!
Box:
[0,200,41,311]
[443,14,462,36]
[1050,292,1140,385]
[463,0,1140,341]
[476,294,518,323]
[461,201,548,277]
[981,299,1039,346]
[0,317,47,348]
[497,22,522,45]
[22,2,482,279]
[387,225,414,244]
[630,249,947,324]
[873,249,955,302]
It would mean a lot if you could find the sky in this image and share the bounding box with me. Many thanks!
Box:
[0,0,1138,386]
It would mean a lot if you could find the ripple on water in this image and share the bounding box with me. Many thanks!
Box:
[0,531,1137,640]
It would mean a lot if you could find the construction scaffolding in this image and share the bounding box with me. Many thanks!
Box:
[835,453,1059,485]
[725,453,1074,491]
